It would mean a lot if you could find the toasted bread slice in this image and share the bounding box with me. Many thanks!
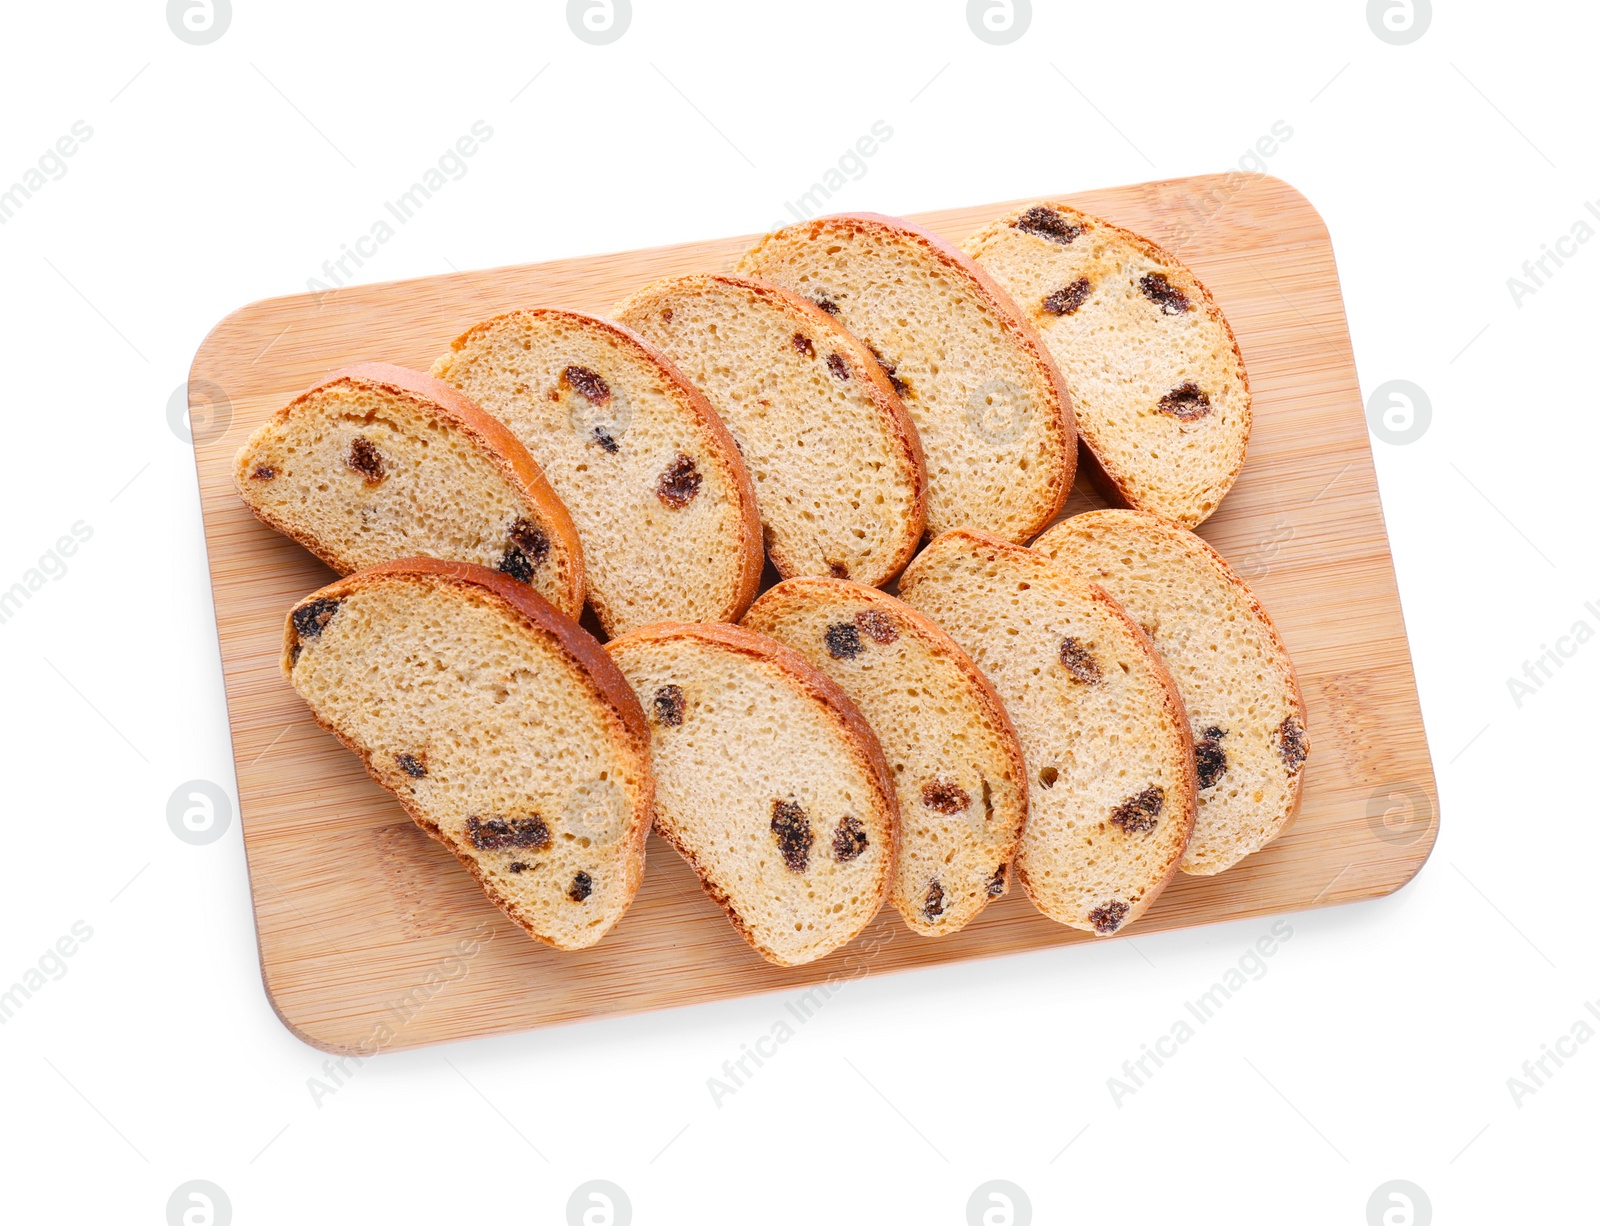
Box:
[735,213,1075,544]
[614,274,926,587]
[963,202,1250,528]
[744,578,1027,936]
[897,530,1196,935]
[1032,510,1308,874]
[234,363,583,617]
[606,622,897,966]
[432,310,763,636]
[283,559,653,951]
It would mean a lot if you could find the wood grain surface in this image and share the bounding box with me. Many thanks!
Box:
[188,174,1438,1055]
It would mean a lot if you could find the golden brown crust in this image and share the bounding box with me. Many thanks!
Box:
[899,527,1198,934]
[614,274,929,586]
[605,619,900,965]
[436,310,765,627]
[740,212,1078,541]
[1033,508,1308,865]
[972,201,1252,527]
[234,363,586,616]
[743,577,1032,931]
[281,558,654,951]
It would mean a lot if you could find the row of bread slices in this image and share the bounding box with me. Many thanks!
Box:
[248,202,1298,965]
[277,521,1307,965]
[237,202,1253,642]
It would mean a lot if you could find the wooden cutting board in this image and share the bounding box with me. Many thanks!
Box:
[189,174,1438,1055]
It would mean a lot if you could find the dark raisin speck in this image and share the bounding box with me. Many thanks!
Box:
[1195,727,1228,790]
[866,346,909,397]
[497,547,537,583]
[922,780,971,815]
[347,437,386,483]
[828,562,850,579]
[855,609,897,644]
[653,684,685,727]
[832,815,868,862]
[811,294,841,316]
[1059,637,1102,683]
[1043,278,1093,316]
[509,861,528,874]
[592,426,620,453]
[508,518,551,564]
[561,365,611,405]
[1110,786,1165,835]
[1013,206,1086,245]
[1089,899,1130,934]
[661,308,673,323]
[395,753,428,779]
[824,622,863,659]
[250,465,276,480]
[986,866,1007,897]
[656,453,702,508]
[465,815,551,852]
[924,880,946,921]
[568,871,593,902]
[1278,715,1309,773]
[771,799,813,873]
[792,332,815,358]
[1140,272,1191,315]
[1157,381,1212,421]
[292,597,342,641]
[826,353,850,381]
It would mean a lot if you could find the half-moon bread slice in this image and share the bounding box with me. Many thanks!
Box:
[614,274,926,587]
[432,310,763,636]
[963,201,1250,528]
[744,578,1027,936]
[735,213,1075,544]
[283,559,653,951]
[1032,509,1308,875]
[234,362,584,617]
[897,529,1197,936]
[606,622,897,966]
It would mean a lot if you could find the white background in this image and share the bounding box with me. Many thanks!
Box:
[1,1,1594,1222]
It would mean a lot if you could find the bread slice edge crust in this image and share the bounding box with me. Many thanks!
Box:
[965,201,1253,528]
[233,361,587,617]
[1032,508,1309,874]
[606,619,900,966]
[742,576,1030,936]
[898,527,1199,935]
[613,273,929,586]
[738,212,1079,542]
[431,310,766,630]
[282,557,655,951]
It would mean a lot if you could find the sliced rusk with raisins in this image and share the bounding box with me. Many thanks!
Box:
[283,559,653,951]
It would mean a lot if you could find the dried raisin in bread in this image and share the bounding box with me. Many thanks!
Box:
[606,622,897,965]
[283,559,653,951]
[431,310,763,635]
[234,363,583,617]
[1031,510,1308,875]
[614,274,926,587]
[897,529,1197,936]
[963,202,1251,528]
[743,578,1027,937]
[735,213,1075,544]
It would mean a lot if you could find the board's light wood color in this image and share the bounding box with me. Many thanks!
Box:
[189,175,1438,1055]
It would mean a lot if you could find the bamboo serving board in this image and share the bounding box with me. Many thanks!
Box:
[190,174,1438,1055]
